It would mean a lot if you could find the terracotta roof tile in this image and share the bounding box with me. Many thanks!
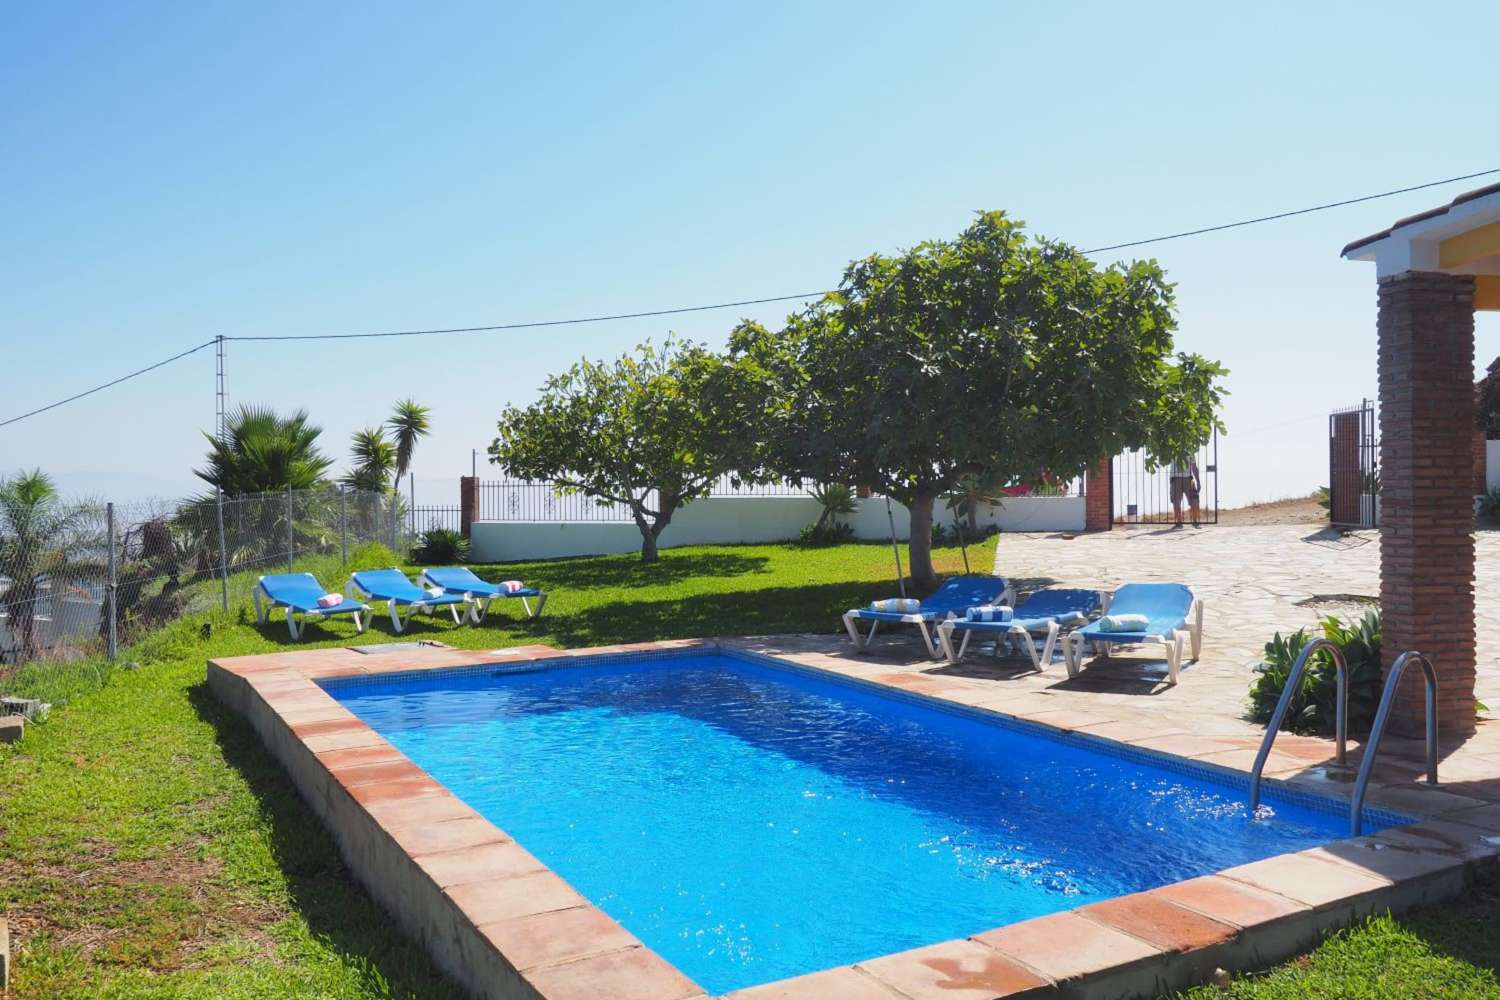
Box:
[1342,181,1500,257]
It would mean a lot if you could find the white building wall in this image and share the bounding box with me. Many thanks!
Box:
[468,494,1085,562]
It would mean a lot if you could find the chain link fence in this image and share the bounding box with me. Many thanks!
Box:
[0,486,408,704]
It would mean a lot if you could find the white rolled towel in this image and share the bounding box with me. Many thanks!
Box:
[1098,613,1149,632]
[966,605,1013,622]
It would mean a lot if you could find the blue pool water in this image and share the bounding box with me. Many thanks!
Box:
[325,651,1405,994]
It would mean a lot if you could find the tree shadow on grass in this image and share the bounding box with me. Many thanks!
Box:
[468,550,773,593]
[518,580,898,648]
[1401,874,1500,976]
[186,682,456,999]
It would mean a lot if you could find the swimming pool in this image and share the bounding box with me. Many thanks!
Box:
[324,649,1409,995]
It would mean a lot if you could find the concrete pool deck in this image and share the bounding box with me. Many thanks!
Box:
[210,623,1500,999]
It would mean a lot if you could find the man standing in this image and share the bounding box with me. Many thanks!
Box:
[1169,456,1201,528]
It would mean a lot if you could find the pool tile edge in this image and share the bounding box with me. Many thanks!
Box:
[207,643,715,1000]
[209,639,1500,1000]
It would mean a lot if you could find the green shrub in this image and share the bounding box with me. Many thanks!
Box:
[798,521,855,546]
[411,527,469,565]
[1248,609,1382,735]
[1479,486,1500,520]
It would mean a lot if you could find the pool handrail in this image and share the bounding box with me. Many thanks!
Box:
[1248,637,1347,812]
[1348,650,1439,837]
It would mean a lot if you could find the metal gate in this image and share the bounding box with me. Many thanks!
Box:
[1329,400,1378,528]
[1112,430,1219,525]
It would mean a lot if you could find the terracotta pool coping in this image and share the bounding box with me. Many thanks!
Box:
[208,639,1500,1000]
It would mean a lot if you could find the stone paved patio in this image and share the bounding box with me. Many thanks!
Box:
[739,523,1500,817]
[995,523,1500,716]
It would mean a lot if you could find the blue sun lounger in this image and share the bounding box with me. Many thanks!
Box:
[418,566,548,623]
[252,572,369,640]
[1063,582,1202,684]
[842,574,1013,659]
[937,588,1104,669]
[347,568,472,634]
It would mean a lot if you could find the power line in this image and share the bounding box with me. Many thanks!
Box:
[1231,410,1330,438]
[4,166,1497,429]
[1081,167,1500,254]
[226,291,834,343]
[236,166,1500,344]
[0,339,218,429]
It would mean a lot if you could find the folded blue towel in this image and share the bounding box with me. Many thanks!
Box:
[967,605,1013,622]
[870,598,921,614]
[1098,613,1149,632]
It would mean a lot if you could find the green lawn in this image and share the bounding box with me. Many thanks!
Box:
[1176,880,1500,999]
[3,538,1499,999]
[0,540,978,999]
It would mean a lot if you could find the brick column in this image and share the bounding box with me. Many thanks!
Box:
[1084,456,1112,532]
[1377,271,1477,738]
[459,476,480,538]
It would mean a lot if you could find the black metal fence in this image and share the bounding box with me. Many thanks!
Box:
[476,474,813,522]
[1111,431,1220,525]
[1329,400,1379,528]
[409,505,463,534]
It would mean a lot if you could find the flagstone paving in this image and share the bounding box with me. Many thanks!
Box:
[212,556,1500,1000]
[733,523,1500,813]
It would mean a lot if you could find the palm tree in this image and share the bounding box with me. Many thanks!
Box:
[194,405,333,496]
[387,399,431,486]
[343,427,396,493]
[0,470,102,664]
[185,406,335,565]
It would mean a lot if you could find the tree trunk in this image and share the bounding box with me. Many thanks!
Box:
[907,491,939,592]
[631,506,658,563]
[634,499,677,564]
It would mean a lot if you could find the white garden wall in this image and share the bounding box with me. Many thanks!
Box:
[468,494,1085,562]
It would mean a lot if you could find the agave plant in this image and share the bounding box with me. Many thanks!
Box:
[810,483,856,532]
[944,472,1007,533]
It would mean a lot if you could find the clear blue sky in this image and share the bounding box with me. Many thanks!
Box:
[3,1,1497,508]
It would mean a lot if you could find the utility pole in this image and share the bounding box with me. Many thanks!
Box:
[215,335,227,440]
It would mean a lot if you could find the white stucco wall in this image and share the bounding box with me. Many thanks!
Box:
[1487,439,1500,492]
[468,494,1085,562]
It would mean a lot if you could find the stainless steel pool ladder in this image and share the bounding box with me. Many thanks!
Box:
[1348,651,1438,836]
[1248,638,1347,813]
[1248,641,1439,837]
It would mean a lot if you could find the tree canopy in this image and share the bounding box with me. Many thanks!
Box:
[733,210,1227,588]
[489,339,763,561]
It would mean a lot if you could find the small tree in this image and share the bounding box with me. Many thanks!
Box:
[0,470,102,663]
[737,211,1227,590]
[490,339,763,562]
